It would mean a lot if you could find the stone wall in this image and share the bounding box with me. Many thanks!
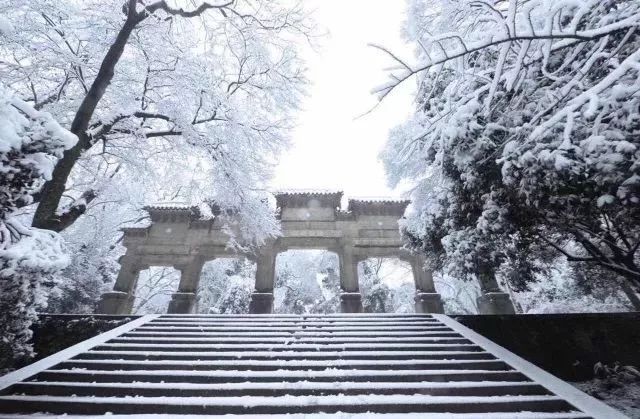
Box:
[456,312,640,381]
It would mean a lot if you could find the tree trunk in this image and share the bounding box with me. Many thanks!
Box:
[621,281,640,311]
[32,2,140,232]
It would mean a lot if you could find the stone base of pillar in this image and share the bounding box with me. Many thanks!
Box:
[96,291,133,314]
[477,292,516,314]
[414,292,445,314]
[340,292,363,313]
[167,292,196,314]
[249,292,274,314]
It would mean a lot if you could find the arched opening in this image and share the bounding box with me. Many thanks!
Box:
[196,258,256,314]
[131,266,180,314]
[273,250,339,314]
[359,258,414,313]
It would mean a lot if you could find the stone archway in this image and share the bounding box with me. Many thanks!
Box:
[97,191,513,315]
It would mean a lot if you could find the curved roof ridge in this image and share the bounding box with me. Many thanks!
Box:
[273,189,343,195]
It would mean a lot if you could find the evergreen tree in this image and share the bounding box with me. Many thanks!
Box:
[380,0,640,299]
[360,259,394,313]
[0,83,76,364]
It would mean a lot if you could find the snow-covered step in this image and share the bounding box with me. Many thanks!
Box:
[57,358,510,371]
[108,336,473,344]
[120,331,461,338]
[94,342,484,352]
[159,313,435,318]
[29,368,529,384]
[152,316,435,319]
[137,324,452,331]
[145,321,445,328]
[0,314,626,418]
[0,394,577,415]
[9,380,548,398]
[151,316,440,321]
[77,349,495,361]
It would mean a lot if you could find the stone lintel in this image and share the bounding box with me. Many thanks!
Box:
[336,210,355,221]
[136,244,193,255]
[352,238,405,247]
[278,230,343,238]
[136,256,196,268]
[347,199,410,217]
[275,237,341,251]
[193,246,246,259]
[189,219,216,229]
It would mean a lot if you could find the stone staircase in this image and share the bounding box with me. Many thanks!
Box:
[0,314,627,418]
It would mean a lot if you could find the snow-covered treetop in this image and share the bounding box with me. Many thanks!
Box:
[0,0,316,248]
[379,0,640,286]
[0,84,77,247]
[0,82,77,360]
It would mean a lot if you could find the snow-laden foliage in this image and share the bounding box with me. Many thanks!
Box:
[433,272,482,314]
[48,196,140,313]
[274,251,340,314]
[0,0,313,247]
[195,250,415,314]
[359,258,427,314]
[51,150,213,314]
[197,258,255,314]
[514,257,631,313]
[131,267,181,314]
[47,243,119,314]
[0,84,76,363]
[0,85,76,239]
[360,259,395,313]
[381,0,640,294]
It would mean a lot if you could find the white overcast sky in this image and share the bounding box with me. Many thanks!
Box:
[271,0,415,199]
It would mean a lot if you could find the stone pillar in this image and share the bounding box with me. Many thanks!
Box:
[414,292,445,314]
[339,249,363,313]
[341,292,363,313]
[249,250,277,314]
[409,255,444,314]
[476,271,516,314]
[167,257,205,314]
[167,292,197,314]
[249,292,274,314]
[96,255,144,314]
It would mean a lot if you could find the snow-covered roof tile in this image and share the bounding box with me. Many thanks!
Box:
[143,203,201,221]
[274,190,343,208]
[347,198,410,216]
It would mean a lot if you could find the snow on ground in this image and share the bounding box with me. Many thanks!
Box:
[573,379,640,419]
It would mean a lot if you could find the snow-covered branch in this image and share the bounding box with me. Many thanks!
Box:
[0,0,313,244]
[0,84,76,361]
[382,0,640,294]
